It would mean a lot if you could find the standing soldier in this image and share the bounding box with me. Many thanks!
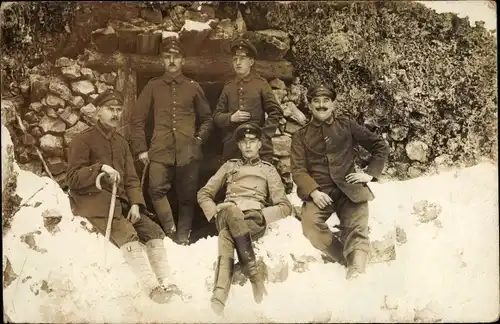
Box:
[67,91,177,303]
[291,84,389,280]
[129,38,213,245]
[213,37,283,163]
[198,123,292,315]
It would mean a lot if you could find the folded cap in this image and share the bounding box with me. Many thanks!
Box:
[306,84,337,101]
[93,90,124,107]
[234,122,263,142]
[230,38,257,58]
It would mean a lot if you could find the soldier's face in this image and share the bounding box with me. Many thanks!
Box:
[238,137,262,159]
[163,53,184,74]
[309,95,335,122]
[232,54,254,76]
[98,102,123,129]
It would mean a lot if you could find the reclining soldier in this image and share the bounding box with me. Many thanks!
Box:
[197,122,293,315]
[67,90,178,303]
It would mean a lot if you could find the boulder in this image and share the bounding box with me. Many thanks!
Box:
[80,103,98,125]
[242,30,291,60]
[39,134,64,157]
[190,2,216,19]
[58,108,79,127]
[71,80,96,97]
[45,94,65,109]
[284,120,304,135]
[48,79,73,102]
[110,21,143,53]
[272,135,292,157]
[39,116,66,134]
[61,64,82,80]
[19,161,43,175]
[170,5,187,30]
[71,96,85,110]
[407,165,424,178]
[54,57,73,68]
[80,68,94,81]
[23,111,39,124]
[272,89,288,104]
[44,107,59,119]
[405,140,430,162]
[42,209,63,234]
[269,78,286,90]
[96,81,114,94]
[184,9,210,23]
[282,101,307,125]
[99,72,117,86]
[20,132,37,146]
[91,26,119,54]
[30,127,42,139]
[199,18,234,56]
[276,156,291,174]
[140,8,163,24]
[29,74,49,102]
[28,102,43,113]
[19,80,30,95]
[64,121,89,145]
[46,157,67,176]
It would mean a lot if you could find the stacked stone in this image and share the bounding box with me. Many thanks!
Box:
[11,57,118,185]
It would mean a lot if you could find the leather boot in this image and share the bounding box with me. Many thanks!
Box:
[120,241,173,304]
[322,237,347,266]
[346,249,368,280]
[233,232,268,303]
[152,198,176,236]
[176,204,194,245]
[210,256,234,315]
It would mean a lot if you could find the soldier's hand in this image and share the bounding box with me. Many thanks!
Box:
[310,190,333,210]
[126,204,141,224]
[101,164,121,184]
[345,172,373,184]
[230,110,251,123]
[138,151,149,165]
[216,202,236,213]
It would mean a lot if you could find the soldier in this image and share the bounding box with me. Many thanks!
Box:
[66,90,177,303]
[290,84,389,280]
[197,123,293,315]
[129,38,213,245]
[213,37,283,163]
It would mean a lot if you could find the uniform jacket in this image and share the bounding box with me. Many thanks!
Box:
[129,73,213,167]
[66,121,146,219]
[197,157,292,224]
[213,72,283,144]
[291,117,389,203]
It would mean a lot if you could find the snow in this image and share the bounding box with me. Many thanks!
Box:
[181,19,215,32]
[161,31,179,40]
[3,156,498,322]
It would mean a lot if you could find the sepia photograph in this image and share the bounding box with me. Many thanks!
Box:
[1,1,498,322]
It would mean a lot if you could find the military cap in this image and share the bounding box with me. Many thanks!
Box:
[162,38,184,56]
[306,84,337,101]
[230,37,257,58]
[234,122,263,141]
[93,90,124,107]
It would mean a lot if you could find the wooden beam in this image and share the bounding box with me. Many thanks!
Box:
[83,49,294,81]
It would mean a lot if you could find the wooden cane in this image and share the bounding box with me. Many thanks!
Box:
[95,172,117,240]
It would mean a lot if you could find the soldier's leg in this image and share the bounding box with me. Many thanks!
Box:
[335,194,370,280]
[300,201,346,265]
[148,161,176,235]
[86,211,172,303]
[175,160,200,245]
[218,206,267,303]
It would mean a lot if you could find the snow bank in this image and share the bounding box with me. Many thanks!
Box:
[181,19,215,32]
[3,161,499,322]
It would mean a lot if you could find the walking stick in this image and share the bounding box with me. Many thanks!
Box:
[95,172,118,240]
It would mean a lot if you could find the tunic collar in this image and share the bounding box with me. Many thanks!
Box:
[162,73,185,84]
[311,116,334,127]
[242,156,261,166]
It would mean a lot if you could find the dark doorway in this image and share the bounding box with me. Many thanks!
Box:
[133,71,228,243]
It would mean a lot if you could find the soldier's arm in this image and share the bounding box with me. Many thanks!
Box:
[129,81,153,157]
[290,132,320,199]
[261,165,293,224]
[213,85,232,129]
[349,119,390,181]
[66,136,103,190]
[123,141,146,208]
[260,81,284,139]
[193,83,214,142]
[197,162,230,221]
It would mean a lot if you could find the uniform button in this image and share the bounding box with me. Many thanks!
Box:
[173,101,176,104]
[173,127,176,131]
[173,114,176,117]
[173,120,176,123]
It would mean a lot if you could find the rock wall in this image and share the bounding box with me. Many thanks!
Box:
[1,1,497,191]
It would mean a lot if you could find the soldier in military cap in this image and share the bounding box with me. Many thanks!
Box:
[197,122,292,315]
[129,37,214,245]
[213,37,284,164]
[67,90,179,304]
[291,84,389,280]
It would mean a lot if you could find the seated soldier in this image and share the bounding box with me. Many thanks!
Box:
[66,90,178,304]
[197,122,293,315]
